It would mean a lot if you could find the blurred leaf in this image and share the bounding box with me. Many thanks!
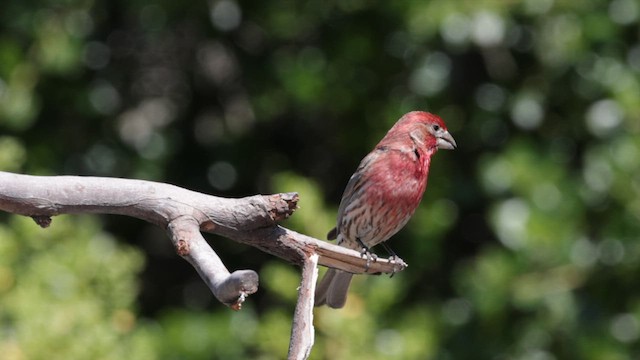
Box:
[0,215,155,359]
[0,136,26,171]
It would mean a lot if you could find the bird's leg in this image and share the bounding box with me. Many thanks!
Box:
[380,242,398,260]
[380,242,401,278]
[356,238,377,271]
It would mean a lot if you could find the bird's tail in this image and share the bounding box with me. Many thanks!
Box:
[314,268,353,309]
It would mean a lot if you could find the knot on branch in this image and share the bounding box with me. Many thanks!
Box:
[176,239,190,256]
[31,215,52,228]
[267,192,299,221]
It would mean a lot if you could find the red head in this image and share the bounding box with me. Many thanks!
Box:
[379,111,457,151]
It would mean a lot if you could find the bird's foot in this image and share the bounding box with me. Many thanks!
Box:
[360,247,378,272]
[380,242,402,276]
[388,255,407,277]
[356,238,378,272]
[388,254,400,278]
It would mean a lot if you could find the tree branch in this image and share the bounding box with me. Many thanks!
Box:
[288,253,318,360]
[0,171,407,306]
[167,216,259,309]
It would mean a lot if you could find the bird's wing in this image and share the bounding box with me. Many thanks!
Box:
[330,148,384,239]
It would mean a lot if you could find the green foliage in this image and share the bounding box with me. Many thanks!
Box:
[0,215,156,359]
[2,0,640,358]
[0,137,26,172]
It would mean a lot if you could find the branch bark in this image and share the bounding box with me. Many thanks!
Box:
[288,253,318,360]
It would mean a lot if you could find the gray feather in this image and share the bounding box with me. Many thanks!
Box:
[315,268,353,309]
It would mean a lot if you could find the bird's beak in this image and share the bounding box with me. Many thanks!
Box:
[437,131,457,150]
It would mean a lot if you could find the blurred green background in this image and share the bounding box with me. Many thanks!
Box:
[1,0,640,359]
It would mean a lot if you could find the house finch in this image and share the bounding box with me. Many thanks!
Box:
[315,111,456,309]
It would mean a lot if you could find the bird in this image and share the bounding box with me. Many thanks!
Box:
[315,111,456,309]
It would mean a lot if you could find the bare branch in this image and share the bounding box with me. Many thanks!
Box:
[167,216,259,308]
[0,171,406,306]
[0,172,294,230]
[288,253,318,360]
[227,226,408,274]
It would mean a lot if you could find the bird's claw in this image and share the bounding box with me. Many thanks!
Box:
[388,255,399,278]
[356,238,378,272]
[388,255,407,277]
[360,247,378,272]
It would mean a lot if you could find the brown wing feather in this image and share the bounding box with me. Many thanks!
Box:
[332,149,383,240]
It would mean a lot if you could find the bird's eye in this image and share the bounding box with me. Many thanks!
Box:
[432,124,441,132]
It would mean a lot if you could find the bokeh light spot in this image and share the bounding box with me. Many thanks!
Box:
[442,298,473,326]
[609,0,639,25]
[570,238,599,268]
[511,95,544,130]
[532,183,562,211]
[207,161,237,191]
[471,11,505,47]
[89,81,121,115]
[494,198,530,250]
[375,329,404,356]
[585,99,623,137]
[610,314,640,343]
[598,238,625,266]
[475,83,506,112]
[583,152,613,193]
[441,13,471,47]
[409,52,451,96]
[210,0,242,32]
[118,98,175,151]
[481,157,513,195]
[523,0,554,15]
